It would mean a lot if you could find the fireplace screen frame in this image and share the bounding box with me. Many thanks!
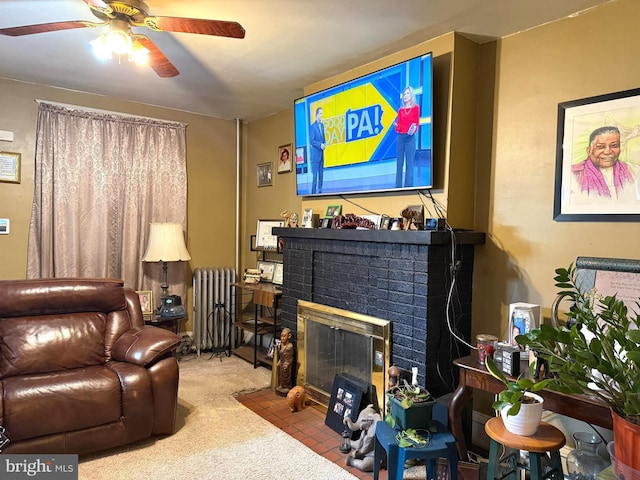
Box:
[297,300,390,412]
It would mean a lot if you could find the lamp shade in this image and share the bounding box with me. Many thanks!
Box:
[142,223,191,262]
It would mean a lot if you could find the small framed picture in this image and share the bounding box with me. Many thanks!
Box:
[272,263,284,285]
[0,151,21,184]
[405,205,424,226]
[257,162,273,187]
[362,214,382,229]
[302,208,314,228]
[277,144,292,173]
[509,304,539,352]
[380,217,391,230]
[136,290,154,315]
[320,217,333,229]
[257,260,276,282]
[255,219,284,250]
[324,204,342,218]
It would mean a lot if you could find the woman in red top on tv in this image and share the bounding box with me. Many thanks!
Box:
[395,86,420,188]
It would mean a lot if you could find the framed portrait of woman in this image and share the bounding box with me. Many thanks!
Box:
[136,290,154,316]
[277,144,292,173]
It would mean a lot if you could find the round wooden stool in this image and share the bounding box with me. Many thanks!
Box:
[485,417,565,480]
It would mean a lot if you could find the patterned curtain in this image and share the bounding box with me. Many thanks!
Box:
[27,102,188,304]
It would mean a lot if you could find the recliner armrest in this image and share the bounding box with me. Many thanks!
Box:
[112,326,180,366]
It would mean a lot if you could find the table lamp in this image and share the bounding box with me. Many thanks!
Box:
[142,222,191,314]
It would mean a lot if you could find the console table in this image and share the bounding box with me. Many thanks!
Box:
[448,353,612,460]
[232,282,282,368]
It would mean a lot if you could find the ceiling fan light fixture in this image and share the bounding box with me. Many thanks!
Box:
[90,34,113,60]
[130,40,149,64]
[105,20,132,55]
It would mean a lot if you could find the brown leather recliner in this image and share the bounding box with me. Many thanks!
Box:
[0,278,181,455]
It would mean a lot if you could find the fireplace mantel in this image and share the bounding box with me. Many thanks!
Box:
[274,227,485,398]
[274,227,485,245]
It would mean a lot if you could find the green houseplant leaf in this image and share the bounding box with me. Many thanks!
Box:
[485,355,553,416]
[517,263,640,424]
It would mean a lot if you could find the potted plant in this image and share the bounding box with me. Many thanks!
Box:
[517,263,640,470]
[485,355,554,436]
[386,380,435,430]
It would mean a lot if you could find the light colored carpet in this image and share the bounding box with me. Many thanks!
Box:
[79,354,358,480]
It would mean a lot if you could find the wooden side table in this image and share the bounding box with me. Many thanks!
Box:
[144,314,188,335]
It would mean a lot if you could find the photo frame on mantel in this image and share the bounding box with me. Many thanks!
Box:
[554,87,640,222]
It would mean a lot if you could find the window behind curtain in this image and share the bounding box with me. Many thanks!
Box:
[27,102,188,301]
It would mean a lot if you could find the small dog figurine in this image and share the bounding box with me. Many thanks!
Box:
[286,386,306,412]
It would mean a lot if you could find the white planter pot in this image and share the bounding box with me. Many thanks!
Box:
[500,392,543,436]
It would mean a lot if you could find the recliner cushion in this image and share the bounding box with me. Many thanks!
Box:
[2,365,122,442]
[0,313,106,377]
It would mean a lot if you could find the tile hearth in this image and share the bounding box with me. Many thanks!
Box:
[236,387,381,480]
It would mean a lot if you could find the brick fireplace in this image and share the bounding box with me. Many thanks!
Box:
[273,228,485,399]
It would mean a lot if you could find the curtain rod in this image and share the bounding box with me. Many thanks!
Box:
[35,99,187,127]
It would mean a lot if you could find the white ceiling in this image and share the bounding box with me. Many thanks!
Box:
[0,0,614,121]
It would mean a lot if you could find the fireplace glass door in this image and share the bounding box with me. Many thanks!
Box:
[297,300,390,411]
[305,321,373,395]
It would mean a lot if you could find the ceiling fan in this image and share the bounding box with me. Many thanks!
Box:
[0,0,245,77]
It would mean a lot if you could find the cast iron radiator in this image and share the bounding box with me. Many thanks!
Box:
[192,267,236,356]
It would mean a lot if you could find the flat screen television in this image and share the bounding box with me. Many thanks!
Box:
[294,52,433,197]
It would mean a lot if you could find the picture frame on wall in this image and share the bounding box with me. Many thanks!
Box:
[554,87,640,222]
[0,151,21,184]
[257,162,273,187]
[277,144,292,173]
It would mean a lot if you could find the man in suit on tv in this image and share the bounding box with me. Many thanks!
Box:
[310,107,326,194]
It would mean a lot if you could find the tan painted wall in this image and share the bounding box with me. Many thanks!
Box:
[474,0,640,342]
[0,78,238,332]
[241,110,301,272]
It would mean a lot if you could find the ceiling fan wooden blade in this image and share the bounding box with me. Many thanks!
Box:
[144,16,245,39]
[0,20,102,37]
[136,35,179,78]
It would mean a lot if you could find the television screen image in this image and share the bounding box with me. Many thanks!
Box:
[294,52,433,197]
